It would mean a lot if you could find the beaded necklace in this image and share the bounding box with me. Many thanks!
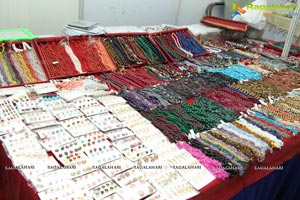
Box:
[138,88,170,107]
[0,61,8,85]
[126,36,151,64]
[199,132,250,163]
[20,51,41,82]
[120,90,156,111]
[208,129,261,160]
[251,111,298,136]
[95,39,117,71]
[230,80,286,100]
[109,37,133,66]
[188,138,242,176]
[162,34,187,57]
[245,115,292,138]
[152,109,199,135]
[175,32,206,55]
[241,116,284,140]
[137,89,166,109]
[12,51,37,83]
[0,50,21,85]
[208,65,261,81]
[141,111,188,142]
[154,35,184,60]
[135,37,158,63]
[26,46,47,81]
[37,41,79,78]
[220,123,271,153]
[117,37,144,65]
[177,98,238,131]
[102,38,125,67]
[69,39,109,73]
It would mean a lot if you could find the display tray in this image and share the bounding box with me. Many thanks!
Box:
[102,32,168,68]
[265,42,300,57]
[0,28,37,42]
[201,16,248,32]
[34,36,116,79]
[150,28,208,62]
[0,41,49,88]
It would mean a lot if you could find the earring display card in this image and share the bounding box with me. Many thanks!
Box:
[27,119,59,130]
[67,160,96,179]
[4,137,44,158]
[37,180,81,200]
[83,138,113,157]
[87,144,123,166]
[137,132,170,149]
[135,153,160,168]
[71,96,100,109]
[88,113,123,132]
[60,115,99,137]
[34,125,67,139]
[181,165,216,190]
[104,128,135,141]
[7,92,31,104]
[67,192,94,200]
[17,156,60,181]
[97,95,127,107]
[113,110,149,125]
[102,193,124,200]
[123,144,153,162]
[167,149,215,190]
[30,169,70,192]
[128,123,164,139]
[42,94,67,110]
[147,168,187,191]
[145,192,168,200]
[107,103,133,114]
[101,157,135,177]
[72,170,111,191]
[51,104,83,121]
[37,126,75,151]
[155,143,180,161]
[113,168,146,187]
[80,105,110,117]
[130,123,161,134]
[159,181,199,200]
[0,125,34,144]
[52,141,87,166]
[15,98,45,113]
[22,111,56,124]
[57,90,86,102]
[117,180,156,200]
[30,82,59,95]
[112,136,142,152]
[0,99,22,122]
[0,120,29,137]
[7,148,48,164]
[77,131,106,149]
[90,180,120,200]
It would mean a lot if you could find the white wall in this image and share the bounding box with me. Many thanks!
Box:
[83,0,180,26]
[176,0,224,25]
[0,0,79,36]
[83,0,224,26]
[0,0,225,35]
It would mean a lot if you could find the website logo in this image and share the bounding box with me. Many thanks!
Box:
[231,2,246,18]
[231,2,299,18]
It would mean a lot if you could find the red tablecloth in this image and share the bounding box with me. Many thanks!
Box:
[1,136,299,200]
